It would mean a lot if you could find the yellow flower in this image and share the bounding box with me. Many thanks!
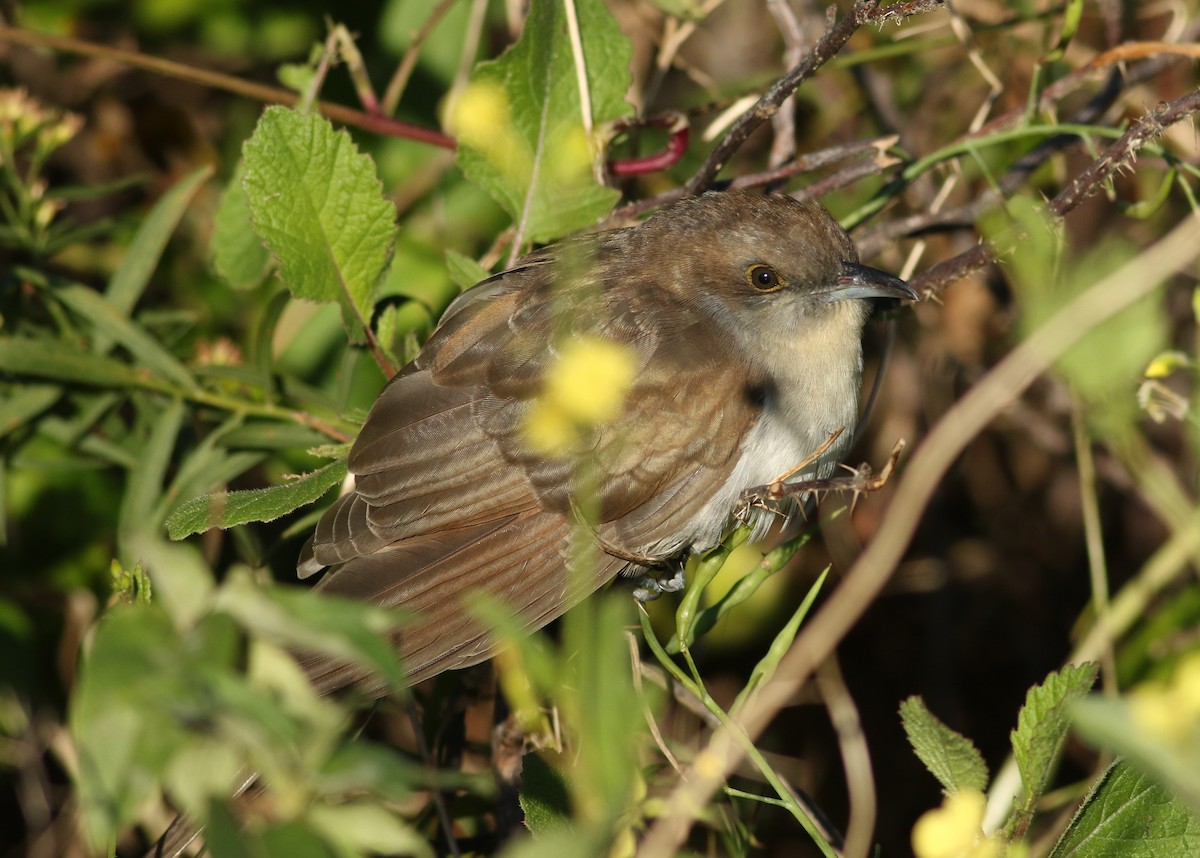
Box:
[446,80,532,186]
[524,336,636,455]
[447,80,510,150]
[912,790,997,858]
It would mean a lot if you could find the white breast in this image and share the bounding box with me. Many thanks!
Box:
[672,299,868,553]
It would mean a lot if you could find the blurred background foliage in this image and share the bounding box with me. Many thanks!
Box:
[2,0,1200,856]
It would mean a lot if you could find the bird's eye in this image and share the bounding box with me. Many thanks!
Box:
[746,264,784,292]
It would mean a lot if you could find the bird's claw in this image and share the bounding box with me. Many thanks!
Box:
[632,565,686,602]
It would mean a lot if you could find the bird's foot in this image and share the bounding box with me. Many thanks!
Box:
[632,565,686,602]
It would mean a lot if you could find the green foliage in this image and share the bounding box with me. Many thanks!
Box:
[904,666,1105,853]
[213,161,273,290]
[243,106,397,341]
[1010,664,1099,822]
[453,0,632,243]
[1049,761,1200,858]
[899,696,989,795]
[70,545,427,853]
[519,753,573,835]
[991,195,1169,438]
[444,247,494,291]
[166,457,348,539]
[6,1,1200,856]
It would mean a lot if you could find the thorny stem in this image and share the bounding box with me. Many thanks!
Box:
[906,88,1200,299]
[684,0,883,196]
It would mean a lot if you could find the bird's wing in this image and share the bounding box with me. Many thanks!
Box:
[302,243,761,688]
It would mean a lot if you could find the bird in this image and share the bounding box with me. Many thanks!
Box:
[296,189,915,694]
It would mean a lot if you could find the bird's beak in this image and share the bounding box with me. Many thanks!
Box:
[825,262,918,303]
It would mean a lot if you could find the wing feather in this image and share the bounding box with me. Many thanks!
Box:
[302,232,762,691]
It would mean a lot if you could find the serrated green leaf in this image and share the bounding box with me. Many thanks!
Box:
[899,696,989,795]
[165,458,348,539]
[156,445,266,529]
[212,160,273,290]
[242,107,396,340]
[57,285,198,391]
[520,752,574,835]
[1013,663,1099,803]
[0,384,60,439]
[101,164,213,351]
[1049,760,1200,858]
[454,0,632,243]
[444,248,492,291]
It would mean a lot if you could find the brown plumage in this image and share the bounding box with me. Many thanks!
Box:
[296,190,914,693]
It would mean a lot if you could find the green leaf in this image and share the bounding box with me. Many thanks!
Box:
[205,800,256,858]
[242,107,396,340]
[129,534,215,631]
[444,248,492,291]
[454,0,632,243]
[520,752,574,835]
[260,822,341,858]
[212,160,273,290]
[218,422,332,451]
[165,458,348,539]
[119,398,185,548]
[0,384,60,439]
[0,336,152,389]
[70,606,239,845]
[899,696,989,795]
[56,285,198,391]
[101,164,213,350]
[70,606,185,847]
[1049,760,1200,858]
[375,300,433,366]
[1013,663,1099,803]
[1072,696,1200,812]
[307,802,431,857]
[732,567,826,716]
[156,445,266,529]
[319,743,422,801]
[211,572,407,692]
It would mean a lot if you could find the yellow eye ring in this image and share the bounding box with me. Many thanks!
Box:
[746,264,785,292]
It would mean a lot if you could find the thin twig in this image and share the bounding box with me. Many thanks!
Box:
[816,656,876,858]
[1050,88,1200,217]
[0,25,456,149]
[605,136,898,226]
[1070,398,1117,697]
[902,87,1200,299]
[625,631,684,776]
[684,0,878,196]
[381,0,459,116]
